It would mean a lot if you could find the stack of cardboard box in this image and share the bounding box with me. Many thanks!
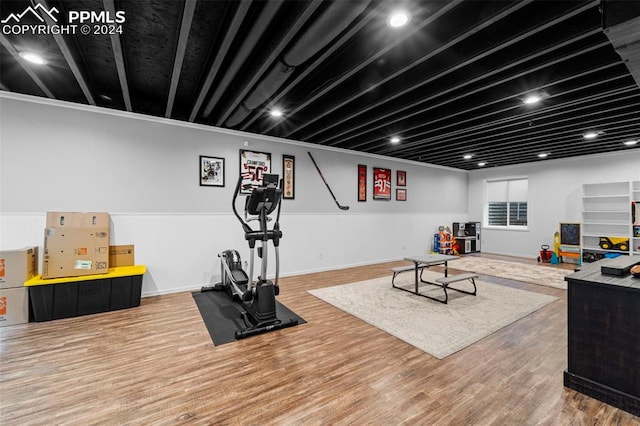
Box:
[42,212,111,279]
[0,247,38,326]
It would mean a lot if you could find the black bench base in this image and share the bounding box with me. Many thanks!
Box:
[391,266,478,304]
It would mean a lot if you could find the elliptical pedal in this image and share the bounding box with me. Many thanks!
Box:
[201,282,225,292]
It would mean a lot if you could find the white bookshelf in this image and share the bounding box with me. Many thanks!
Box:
[582,181,638,260]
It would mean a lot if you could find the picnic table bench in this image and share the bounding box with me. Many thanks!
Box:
[391,254,478,304]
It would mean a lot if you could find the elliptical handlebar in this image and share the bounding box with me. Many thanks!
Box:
[232,175,283,244]
[232,177,253,234]
[273,178,283,231]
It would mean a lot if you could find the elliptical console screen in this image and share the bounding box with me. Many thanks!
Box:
[246,174,281,215]
[262,174,278,187]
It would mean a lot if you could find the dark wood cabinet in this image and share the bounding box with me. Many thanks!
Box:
[564,260,640,416]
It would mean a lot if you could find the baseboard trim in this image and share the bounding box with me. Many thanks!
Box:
[564,370,640,417]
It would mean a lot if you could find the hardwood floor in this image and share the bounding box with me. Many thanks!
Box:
[1,255,638,425]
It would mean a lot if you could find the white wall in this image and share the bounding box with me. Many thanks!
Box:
[0,93,469,296]
[467,150,640,258]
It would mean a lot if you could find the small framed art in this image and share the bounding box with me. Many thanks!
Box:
[358,164,367,202]
[200,156,225,187]
[283,154,295,199]
[396,188,407,201]
[397,170,406,186]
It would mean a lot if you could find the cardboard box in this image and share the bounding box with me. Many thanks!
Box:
[109,245,135,267]
[0,247,38,289]
[46,211,110,229]
[42,212,110,279]
[43,228,109,278]
[0,287,29,327]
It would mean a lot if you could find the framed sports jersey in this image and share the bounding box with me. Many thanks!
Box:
[239,149,271,194]
[373,167,391,200]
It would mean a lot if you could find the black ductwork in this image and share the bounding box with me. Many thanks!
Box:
[227,61,295,126]
[202,1,284,118]
[244,61,295,110]
[602,0,640,88]
[283,1,369,66]
[224,0,371,127]
[226,103,253,128]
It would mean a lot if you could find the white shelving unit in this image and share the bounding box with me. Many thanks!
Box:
[582,181,639,260]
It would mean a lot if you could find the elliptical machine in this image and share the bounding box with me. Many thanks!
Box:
[201,174,298,339]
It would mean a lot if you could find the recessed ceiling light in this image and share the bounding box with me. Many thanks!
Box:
[623,140,638,146]
[19,51,46,65]
[270,108,283,118]
[537,152,550,158]
[522,91,548,105]
[390,136,401,144]
[388,10,410,28]
[583,131,601,139]
[477,162,487,167]
[523,94,541,105]
[463,154,473,160]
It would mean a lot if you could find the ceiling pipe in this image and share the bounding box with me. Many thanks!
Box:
[283,1,371,66]
[202,0,284,118]
[602,0,640,88]
[259,0,464,136]
[189,1,252,122]
[224,0,371,127]
[223,0,327,126]
[225,61,294,126]
[240,3,383,131]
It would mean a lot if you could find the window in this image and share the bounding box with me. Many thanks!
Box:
[486,178,528,228]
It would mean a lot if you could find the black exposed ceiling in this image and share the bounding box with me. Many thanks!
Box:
[1,0,640,170]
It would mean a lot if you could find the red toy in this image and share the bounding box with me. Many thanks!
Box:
[538,245,552,263]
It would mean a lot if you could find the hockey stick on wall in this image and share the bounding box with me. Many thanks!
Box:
[307,152,350,210]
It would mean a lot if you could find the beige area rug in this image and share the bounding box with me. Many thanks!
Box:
[308,271,557,359]
[448,256,572,290]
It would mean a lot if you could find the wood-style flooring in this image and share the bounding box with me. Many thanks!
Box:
[1,254,639,425]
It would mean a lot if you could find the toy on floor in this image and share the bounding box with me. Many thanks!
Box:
[550,231,560,264]
[437,226,458,255]
[537,245,553,263]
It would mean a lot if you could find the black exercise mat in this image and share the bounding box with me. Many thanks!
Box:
[192,290,305,345]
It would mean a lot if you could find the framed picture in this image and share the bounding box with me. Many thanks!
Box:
[199,156,225,187]
[397,170,406,186]
[358,164,367,202]
[239,149,271,194]
[373,167,391,200]
[396,188,407,201]
[283,155,295,199]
